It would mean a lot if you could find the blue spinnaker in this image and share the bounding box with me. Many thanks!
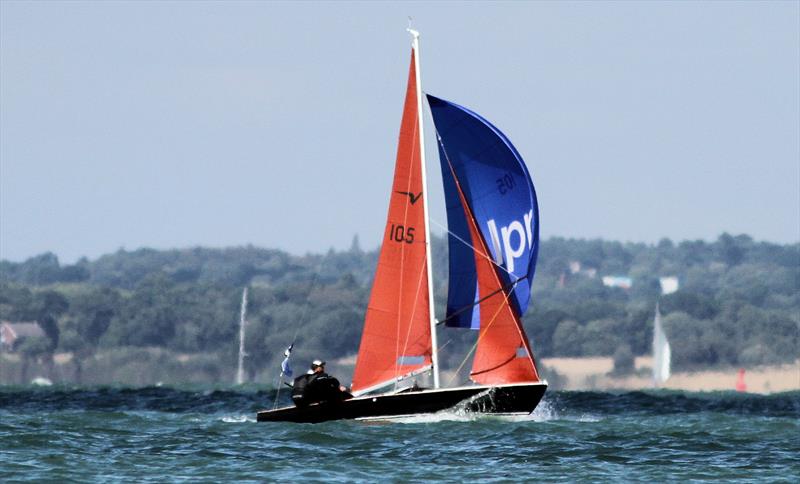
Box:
[428,95,539,327]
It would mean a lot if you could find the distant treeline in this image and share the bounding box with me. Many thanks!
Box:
[0,233,797,383]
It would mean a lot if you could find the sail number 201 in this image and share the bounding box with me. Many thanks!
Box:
[389,224,415,244]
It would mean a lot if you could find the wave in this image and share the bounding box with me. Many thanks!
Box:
[547,390,800,418]
[1,385,797,418]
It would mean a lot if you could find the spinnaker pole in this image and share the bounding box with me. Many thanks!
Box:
[408,27,440,389]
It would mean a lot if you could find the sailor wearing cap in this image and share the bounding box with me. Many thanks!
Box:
[291,359,351,407]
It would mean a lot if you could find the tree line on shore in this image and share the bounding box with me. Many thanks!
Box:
[0,233,797,383]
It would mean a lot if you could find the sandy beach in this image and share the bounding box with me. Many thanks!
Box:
[541,357,800,394]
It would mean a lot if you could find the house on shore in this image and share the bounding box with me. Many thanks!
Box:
[0,321,45,352]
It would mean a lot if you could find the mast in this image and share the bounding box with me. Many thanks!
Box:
[407,28,440,389]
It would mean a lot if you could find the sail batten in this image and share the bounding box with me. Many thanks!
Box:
[351,364,433,397]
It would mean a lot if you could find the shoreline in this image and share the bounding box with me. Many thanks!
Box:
[541,357,800,394]
[3,350,798,394]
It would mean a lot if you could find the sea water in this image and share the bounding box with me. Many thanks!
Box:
[1,386,798,482]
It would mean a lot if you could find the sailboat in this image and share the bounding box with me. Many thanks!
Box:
[652,303,671,386]
[257,30,547,423]
[235,287,248,385]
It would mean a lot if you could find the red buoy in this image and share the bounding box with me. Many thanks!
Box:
[735,368,747,392]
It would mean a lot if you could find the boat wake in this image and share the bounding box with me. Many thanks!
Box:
[220,414,255,423]
[528,397,557,421]
[373,412,479,424]
[359,391,562,425]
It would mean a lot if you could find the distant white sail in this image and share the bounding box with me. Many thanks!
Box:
[236,287,248,385]
[652,303,671,385]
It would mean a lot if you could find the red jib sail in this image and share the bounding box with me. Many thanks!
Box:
[351,50,432,394]
[453,167,540,385]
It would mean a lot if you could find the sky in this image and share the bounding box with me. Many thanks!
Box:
[1,1,798,263]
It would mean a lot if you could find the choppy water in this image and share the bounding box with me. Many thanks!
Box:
[1,386,798,482]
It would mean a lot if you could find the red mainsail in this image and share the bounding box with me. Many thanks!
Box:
[351,51,432,394]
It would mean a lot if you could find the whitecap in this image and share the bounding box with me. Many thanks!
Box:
[221,415,255,423]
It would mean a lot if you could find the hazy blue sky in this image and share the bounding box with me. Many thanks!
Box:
[1,1,798,263]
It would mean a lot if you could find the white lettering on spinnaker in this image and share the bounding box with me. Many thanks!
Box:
[524,210,534,249]
[487,209,535,274]
[501,221,525,273]
[486,219,504,265]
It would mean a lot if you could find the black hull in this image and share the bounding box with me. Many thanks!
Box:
[256,382,547,423]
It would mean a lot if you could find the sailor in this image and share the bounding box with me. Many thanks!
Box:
[291,360,351,407]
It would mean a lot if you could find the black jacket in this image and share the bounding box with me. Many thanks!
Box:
[291,372,342,406]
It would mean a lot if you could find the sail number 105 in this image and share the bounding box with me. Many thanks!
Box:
[389,224,415,244]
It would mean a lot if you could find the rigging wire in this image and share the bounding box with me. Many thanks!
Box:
[446,276,518,387]
[434,277,524,326]
[429,217,517,281]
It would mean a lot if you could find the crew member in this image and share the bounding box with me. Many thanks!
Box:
[291,360,351,407]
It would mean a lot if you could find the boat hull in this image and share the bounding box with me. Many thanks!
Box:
[256,381,547,423]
